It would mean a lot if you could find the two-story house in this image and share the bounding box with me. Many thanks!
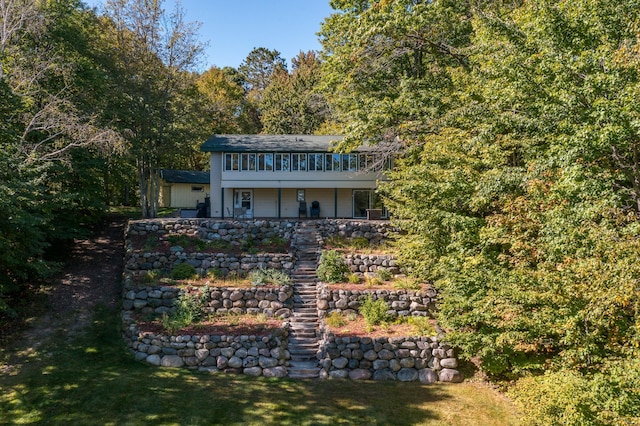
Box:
[200,135,388,219]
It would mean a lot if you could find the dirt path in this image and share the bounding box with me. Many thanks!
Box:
[0,218,126,374]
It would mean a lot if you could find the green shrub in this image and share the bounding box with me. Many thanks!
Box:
[325,311,347,328]
[248,268,290,286]
[510,361,640,426]
[347,273,361,284]
[351,237,369,250]
[140,269,164,284]
[376,268,392,281]
[207,268,223,280]
[317,250,349,283]
[162,289,207,333]
[406,316,436,336]
[170,263,197,280]
[393,277,421,290]
[359,295,389,329]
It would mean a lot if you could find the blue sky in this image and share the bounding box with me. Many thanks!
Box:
[84,0,336,70]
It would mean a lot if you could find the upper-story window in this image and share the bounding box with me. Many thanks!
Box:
[224,153,239,171]
[325,153,341,171]
[258,153,274,171]
[275,153,290,171]
[292,153,307,171]
[308,153,323,171]
[241,153,256,171]
[342,154,358,172]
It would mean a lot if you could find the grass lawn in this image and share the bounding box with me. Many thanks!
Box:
[0,307,519,425]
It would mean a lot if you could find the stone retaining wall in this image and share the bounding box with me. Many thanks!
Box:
[317,284,437,318]
[316,220,399,245]
[127,219,298,245]
[122,285,294,318]
[344,253,400,275]
[318,333,463,383]
[125,252,294,277]
[122,313,290,377]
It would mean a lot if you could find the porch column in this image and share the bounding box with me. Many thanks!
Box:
[277,188,281,219]
[334,188,338,218]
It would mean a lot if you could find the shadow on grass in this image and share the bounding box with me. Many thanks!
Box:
[0,307,474,425]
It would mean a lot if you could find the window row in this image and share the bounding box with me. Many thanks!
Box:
[223,153,390,172]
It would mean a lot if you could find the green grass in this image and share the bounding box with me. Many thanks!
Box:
[0,307,519,425]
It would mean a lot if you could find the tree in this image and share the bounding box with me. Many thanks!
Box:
[260,50,332,134]
[197,66,258,135]
[321,1,640,423]
[102,0,204,218]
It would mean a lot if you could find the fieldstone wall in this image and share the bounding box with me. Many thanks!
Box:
[122,284,294,318]
[125,252,294,277]
[122,314,290,377]
[344,254,400,275]
[317,284,437,318]
[127,218,298,246]
[316,220,399,245]
[318,333,463,383]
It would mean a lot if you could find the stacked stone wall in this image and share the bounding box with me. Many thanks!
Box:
[125,252,294,277]
[122,314,290,377]
[316,219,399,245]
[317,284,437,318]
[122,285,294,318]
[344,253,400,275]
[318,333,463,383]
[127,218,298,246]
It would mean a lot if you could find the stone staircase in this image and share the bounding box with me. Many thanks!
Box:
[287,221,322,379]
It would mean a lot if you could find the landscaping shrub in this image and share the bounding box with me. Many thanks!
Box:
[162,289,207,333]
[347,273,361,284]
[406,316,436,336]
[317,250,349,283]
[170,263,197,280]
[248,268,290,286]
[376,268,392,281]
[359,295,389,329]
[393,277,421,290]
[325,311,347,328]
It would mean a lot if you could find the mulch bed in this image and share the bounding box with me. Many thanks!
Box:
[133,314,284,337]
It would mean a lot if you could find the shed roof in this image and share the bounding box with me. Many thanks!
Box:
[160,169,209,184]
[200,134,371,153]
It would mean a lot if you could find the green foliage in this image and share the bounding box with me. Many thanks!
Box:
[347,273,361,284]
[170,263,197,280]
[359,295,390,328]
[317,250,350,283]
[510,360,640,425]
[393,277,421,290]
[406,317,437,337]
[248,268,290,286]
[162,289,207,334]
[376,268,392,281]
[325,311,347,328]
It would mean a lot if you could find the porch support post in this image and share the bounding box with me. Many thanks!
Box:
[277,188,281,219]
[334,188,338,218]
[221,189,225,219]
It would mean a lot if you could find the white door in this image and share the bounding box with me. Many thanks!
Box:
[234,189,253,218]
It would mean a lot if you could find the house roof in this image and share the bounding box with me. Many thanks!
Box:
[200,134,372,153]
[160,169,209,184]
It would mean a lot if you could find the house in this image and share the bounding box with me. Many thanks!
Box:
[200,135,388,219]
[159,169,210,209]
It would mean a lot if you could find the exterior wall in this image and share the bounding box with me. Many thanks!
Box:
[254,188,278,217]
[169,183,209,208]
[159,185,171,208]
[210,153,224,217]
[208,152,383,219]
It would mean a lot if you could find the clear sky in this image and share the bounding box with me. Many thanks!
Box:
[84,0,336,71]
